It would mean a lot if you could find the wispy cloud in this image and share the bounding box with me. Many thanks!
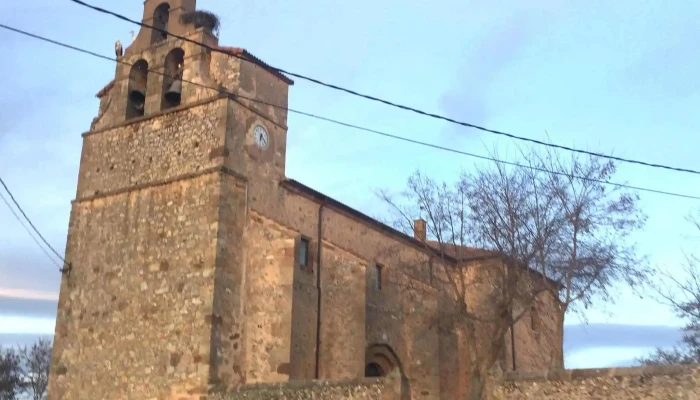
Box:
[0,316,55,335]
[437,5,560,136]
[564,323,684,352]
[439,18,532,128]
[0,297,57,320]
[0,333,53,349]
[0,288,58,302]
[563,323,684,368]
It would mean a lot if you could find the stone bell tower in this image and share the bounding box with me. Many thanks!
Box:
[47,0,293,398]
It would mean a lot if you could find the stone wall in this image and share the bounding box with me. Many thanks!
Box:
[79,98,227,200]
[211,374,401,400]
[240,211,297,383]
[504,290,562,372]
[490,365,700,399]
[49,172,223,400]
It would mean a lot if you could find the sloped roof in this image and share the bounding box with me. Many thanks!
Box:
[96,80,115,98]
[425,240,500,260]
[427,240,561,290]
[281,179,561,290]
[215,46,294,85]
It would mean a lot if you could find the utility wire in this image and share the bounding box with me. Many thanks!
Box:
[68,0,700,177]
[0,176,70,271]
[0,189,63,270]
[2,23,700,201]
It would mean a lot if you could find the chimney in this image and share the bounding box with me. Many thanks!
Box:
[413,219,426,242]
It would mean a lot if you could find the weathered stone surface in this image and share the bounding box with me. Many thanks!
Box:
[242,212,297,383]
[79,99,225,199]
[490,365,700,399]
[49,173,222,400]
[211,373,401,400]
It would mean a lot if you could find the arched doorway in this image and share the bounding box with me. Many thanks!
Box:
[365,362,385,378]
[364,344,410,399]
[364,345,398,378]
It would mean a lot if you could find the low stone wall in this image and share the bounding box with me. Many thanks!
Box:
[491,364,700,399]
[210,372,401,400]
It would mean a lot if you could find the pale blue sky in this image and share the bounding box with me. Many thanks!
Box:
[1,0,699,368]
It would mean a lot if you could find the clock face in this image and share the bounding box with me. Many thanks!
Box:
[253,125,269,149]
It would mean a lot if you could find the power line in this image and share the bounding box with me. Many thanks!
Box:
[68,0,700,177]
[2,23,700,202]
[0,176,70,272]
[0,189,63,270]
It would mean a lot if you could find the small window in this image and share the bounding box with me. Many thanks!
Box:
[530,306,540,332]
[375,264,383,290]
[299,238,309,270]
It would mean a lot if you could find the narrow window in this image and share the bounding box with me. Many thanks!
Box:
[299,238,309,270]
[375,264,383,290]
[530,306,541,332]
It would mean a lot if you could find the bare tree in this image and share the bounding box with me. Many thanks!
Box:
[378,169,532,400]
[378,146,647,400]
[638,213,700,366]
[525,148,649,365]
[18,339,52,400]
[0,346,24,400]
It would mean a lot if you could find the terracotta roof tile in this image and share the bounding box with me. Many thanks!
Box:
[425,240,561,289]
[425,241,500,260]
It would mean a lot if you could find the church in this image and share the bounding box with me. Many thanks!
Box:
[46,1,563,398]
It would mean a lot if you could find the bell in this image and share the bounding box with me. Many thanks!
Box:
[164,80,182,104]
[129,88,146,108]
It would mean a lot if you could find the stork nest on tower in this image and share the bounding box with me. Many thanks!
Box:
[180,10,221,36]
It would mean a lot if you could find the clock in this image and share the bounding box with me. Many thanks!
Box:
[253,124,269,149]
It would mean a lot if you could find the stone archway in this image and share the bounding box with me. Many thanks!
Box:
[364,344,410,399]
[365,344,401,378]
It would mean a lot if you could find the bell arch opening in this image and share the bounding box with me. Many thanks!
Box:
[161,48,185,110]
[151,3,171,44]
[126,59,149,119]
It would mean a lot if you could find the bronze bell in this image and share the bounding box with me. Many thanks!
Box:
[164,79,182,104]
[129,88,146,109]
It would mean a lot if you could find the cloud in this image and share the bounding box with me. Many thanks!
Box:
[562,323,684,368]
[439,19,533,128]
[0,316,55,335]
[0,288,58,302]
[565,346,656,369]
[436,2,563,133]
[0,297,58,320]
[0,246,63,296]
[564,323,684,353]
[0,333,53,349]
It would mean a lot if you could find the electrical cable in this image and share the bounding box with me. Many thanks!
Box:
[0,189,63,270]
[2,23,700,202]
[0,176,70,272]
[67,0,700,177]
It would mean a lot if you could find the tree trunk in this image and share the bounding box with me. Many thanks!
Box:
[466,369,485,400]
[465,334,504,400]
[553,309,566,368]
